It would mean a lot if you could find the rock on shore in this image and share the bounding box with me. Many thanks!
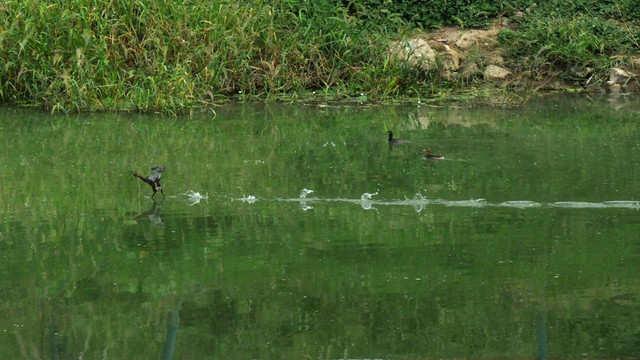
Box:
[389,21,637,92]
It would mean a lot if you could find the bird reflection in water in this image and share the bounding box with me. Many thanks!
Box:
[134,201,164,227]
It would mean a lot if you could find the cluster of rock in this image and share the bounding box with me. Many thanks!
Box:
[607,67,638,93]
[389,28,512,82]
[390,26,638,92]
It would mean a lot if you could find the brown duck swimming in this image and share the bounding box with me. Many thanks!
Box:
[133,165,165,197]
[424,147,444,160]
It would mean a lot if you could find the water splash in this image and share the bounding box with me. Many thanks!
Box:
[360,191,379,210]
[240,195,258,204]
[183,190,208,206]
[412,193,426,213]
[300,188,314,198]
[299,189,314,210]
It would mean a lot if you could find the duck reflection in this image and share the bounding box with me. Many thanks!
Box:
[135,201,164,227]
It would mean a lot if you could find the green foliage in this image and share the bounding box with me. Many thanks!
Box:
[530,0,619,18]
[494,0,640,84]
[1,0,639,112]
[525,0,640,22]
[342,0,519,29]
[498,10,639,83]
[344,0,640,30]
[0,0,420,112]
[620,0,640,20]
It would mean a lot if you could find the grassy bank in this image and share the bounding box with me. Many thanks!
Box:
[497,1,640,89]
[0,0,422,113]
[0,0,639,113]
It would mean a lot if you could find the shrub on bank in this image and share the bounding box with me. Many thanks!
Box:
[340,0,530,29]
[497,1,640,86]
[343,0,640,29]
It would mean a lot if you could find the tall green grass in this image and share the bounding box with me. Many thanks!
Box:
[2,0,639,113]
[0,0,427,112]
[497,1,640,86]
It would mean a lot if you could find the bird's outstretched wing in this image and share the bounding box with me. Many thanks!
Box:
[148,165,165,182]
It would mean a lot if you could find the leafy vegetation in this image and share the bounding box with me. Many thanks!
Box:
[345,0,640,29]
[341,0,525,29]
[0,0,638,112]
[0,0,423,112]
[497,0,640,85]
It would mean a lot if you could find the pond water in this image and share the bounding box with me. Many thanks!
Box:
[1,94,640,359]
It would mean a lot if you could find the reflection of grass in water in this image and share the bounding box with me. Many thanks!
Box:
[2,101,640,358]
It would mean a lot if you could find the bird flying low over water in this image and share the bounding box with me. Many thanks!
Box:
[133,165,165,198]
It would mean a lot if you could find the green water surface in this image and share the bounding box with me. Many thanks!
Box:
[1,94,639,359]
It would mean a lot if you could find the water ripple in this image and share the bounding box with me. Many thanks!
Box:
[233,190,640,212]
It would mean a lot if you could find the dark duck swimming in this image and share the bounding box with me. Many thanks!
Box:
[387,131,407,144]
